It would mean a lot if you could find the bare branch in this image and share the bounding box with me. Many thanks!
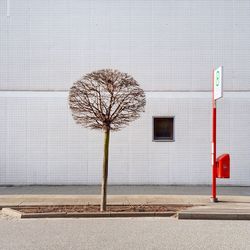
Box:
[69,69,146,131]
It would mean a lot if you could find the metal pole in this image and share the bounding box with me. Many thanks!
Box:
[211,69,218,202]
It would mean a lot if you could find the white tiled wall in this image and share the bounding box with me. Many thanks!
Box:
[0,0,250,91]
[0,0,250,185]
[0,91,249,185]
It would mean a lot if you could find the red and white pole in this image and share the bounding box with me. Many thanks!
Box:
[211,69,218,202]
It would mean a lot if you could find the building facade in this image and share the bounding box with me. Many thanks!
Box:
[0,0,250,185]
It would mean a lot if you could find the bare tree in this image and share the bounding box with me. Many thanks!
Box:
[69,69,146,211]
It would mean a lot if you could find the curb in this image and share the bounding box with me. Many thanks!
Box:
[178,212,250,220]
[1,208,22,218]
[1,208,176,219]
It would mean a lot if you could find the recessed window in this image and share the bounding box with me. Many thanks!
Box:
[153,117,174,141]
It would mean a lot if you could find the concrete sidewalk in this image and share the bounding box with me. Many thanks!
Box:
[0,185,250,195]
[1,185,250,220]
[0,193,250,206]
[1,194,250,220]
[0,194,210,207]
[178,201,250,220]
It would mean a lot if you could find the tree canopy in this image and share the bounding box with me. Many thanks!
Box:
[69,69,146,131]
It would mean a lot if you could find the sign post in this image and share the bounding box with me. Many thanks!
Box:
[211,66,223,202]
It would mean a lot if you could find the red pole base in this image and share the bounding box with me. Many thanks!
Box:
[210,197,218,203]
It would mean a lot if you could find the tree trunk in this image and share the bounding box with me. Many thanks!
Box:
[101,128,110,212]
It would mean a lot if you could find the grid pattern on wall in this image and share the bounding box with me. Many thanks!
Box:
[0,0,250,91]
[0,92,249,185]
[1,0,250,185]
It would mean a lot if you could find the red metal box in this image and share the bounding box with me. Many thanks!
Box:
[216,154,230,178]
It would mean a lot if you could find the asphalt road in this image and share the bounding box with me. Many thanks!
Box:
[0,215,250,250]
[0,185,250,196]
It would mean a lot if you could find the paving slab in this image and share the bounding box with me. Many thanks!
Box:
[0,195,210,207]
[178,201,250,220]
[0,194,248,204]
[1,194,250,207]
[1,185,250,195]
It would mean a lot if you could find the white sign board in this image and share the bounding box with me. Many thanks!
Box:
[214,66,223,100]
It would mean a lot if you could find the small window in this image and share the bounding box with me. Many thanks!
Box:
[153,117,174,141]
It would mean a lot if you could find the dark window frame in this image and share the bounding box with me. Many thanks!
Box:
[152,116,175,142]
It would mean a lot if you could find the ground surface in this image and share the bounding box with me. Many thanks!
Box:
[0,185,250,195]
[0,215,250,250]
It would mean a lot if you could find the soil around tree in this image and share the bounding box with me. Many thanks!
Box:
[16,204,191,214]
